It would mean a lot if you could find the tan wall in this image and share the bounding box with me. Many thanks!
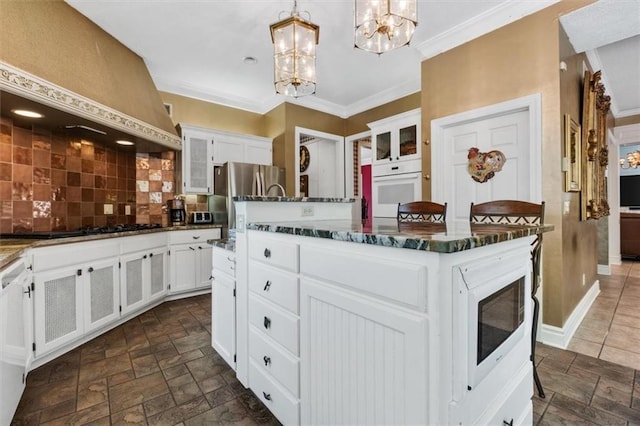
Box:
[615,115,640,128]
[346,93,422,135]
[421,0,595,327]
[160,92,266,137]
[0,0,176,136]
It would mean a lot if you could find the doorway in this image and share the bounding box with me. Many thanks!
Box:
[295,127,345,197]
[345,132,372,219]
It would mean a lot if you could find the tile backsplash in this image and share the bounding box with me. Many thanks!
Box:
[0,117,177,233]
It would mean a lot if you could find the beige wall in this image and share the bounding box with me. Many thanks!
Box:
[346,93,421,135]
[0,0,176,136]
[616,115,640,128]
[160,92,266,137]
[421,0,595,327]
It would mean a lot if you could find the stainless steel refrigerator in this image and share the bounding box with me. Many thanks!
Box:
[209,162,286,237]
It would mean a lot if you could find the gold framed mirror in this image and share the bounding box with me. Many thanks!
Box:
[580,70,611,221]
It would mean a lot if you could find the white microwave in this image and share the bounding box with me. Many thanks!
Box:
[456,252,530,389]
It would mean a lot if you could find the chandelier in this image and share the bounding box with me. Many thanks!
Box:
[270,1,320,97]
[620,150,640,169]
[354,0,417,54]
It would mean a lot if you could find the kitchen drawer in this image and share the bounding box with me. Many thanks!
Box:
[249,326,299,397]
[213,247,236,278]
[168,228,221,245]
[300,245,428,311]
[249,294,299,355]
[33,240,120,271]
[249,233,299,273]
[372,158,421,177]
[484,367,532,426]
[249,358,300,426]
[249,262,298,314]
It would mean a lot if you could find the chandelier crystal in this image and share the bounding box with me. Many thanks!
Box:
[270,1,319,97]
[354,0,417,54]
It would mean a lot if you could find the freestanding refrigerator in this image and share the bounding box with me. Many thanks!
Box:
[209,162,286,237]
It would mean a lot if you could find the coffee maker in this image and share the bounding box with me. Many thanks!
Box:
[168,199,186,226]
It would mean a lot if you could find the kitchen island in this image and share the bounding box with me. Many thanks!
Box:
[225,200,552,426]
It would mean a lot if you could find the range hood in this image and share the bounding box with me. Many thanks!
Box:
[0,61,180,152]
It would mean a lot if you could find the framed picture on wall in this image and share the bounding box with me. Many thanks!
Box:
[564,114,581,192]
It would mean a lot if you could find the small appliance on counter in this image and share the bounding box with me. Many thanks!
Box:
[190,211,213,224]
[167,199,186,226]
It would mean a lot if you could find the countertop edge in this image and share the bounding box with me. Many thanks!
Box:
[246,222,554,253]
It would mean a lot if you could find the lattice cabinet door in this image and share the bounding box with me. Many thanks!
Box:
[149,247,168,302]
[120,251,147,316]
[84,257,120,333]
[33,268,84,357]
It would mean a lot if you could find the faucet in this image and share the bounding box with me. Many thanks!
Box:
[266,183,286,197]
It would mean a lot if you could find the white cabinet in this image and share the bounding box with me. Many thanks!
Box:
[169,228,221,293]
[0,258,32,425]
[178,124,214,194]
[212,247,236,369]
[32,240,120,357]
[369,108,421,170]
[120,233,168,316]
[247,232,300,425]
[212,130,273,166]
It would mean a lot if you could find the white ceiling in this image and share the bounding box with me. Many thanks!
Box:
[65,0,639,119]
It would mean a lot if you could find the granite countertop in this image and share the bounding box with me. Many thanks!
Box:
[0,224,223,270]
[209,238,236,251]
[246,218,554,253]
[233,196,355,203]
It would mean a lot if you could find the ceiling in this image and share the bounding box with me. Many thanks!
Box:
[64,0,639,120]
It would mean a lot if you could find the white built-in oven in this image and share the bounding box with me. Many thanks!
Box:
[455,250,530,390]
[372,159,422,217]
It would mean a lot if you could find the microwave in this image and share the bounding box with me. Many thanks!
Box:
[456,251,530,390]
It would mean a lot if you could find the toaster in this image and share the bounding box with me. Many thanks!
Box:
[190,211,213,224]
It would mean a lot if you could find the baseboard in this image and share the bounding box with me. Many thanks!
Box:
[610,255,622,266]
[539,280,600,349]
[597,264,611,275]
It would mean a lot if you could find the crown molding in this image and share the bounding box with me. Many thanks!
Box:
[0,61,181,150]
[415,0,561,60]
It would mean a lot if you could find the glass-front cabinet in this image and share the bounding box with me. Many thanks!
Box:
[370,109,421,166]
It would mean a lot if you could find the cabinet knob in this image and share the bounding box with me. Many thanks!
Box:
[396,156,399,160]
[423,174,431,180]
[143,255,148,259]
[423,139,430,145]
[88,267,94,273]
[263,391,272,401]
[198,246,202,250]
[263,316,271,329]
[263,355,271,366]
[388,157,392,161]
[149,253,153,257]
[263,280,271,291]
[263,248,271,258]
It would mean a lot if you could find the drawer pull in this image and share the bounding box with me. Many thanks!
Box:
[189,247,195,251]
[263,355,271,366]
[263,391,272,401]
[263,248,271,258]
[227,256,235,263]
[263,280,272,291]
[192,235,201,239]
[263,316,271,329]
[503,419,513,426]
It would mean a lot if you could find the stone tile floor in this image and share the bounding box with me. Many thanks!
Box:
[568,260,640,371]
[12,294,280,425]
[11,291,640,425]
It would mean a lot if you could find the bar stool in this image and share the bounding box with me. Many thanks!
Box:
[470,200,546,398]
[397,201,447,223]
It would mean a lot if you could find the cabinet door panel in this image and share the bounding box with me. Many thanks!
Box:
[300,277,428,425]
[170,245,197,292]
[212,271,236,369]
[197,245,213,289]
[121,254,145,315]
[85,258,119,332]
[34,269,83,357]
[149,249,168,300]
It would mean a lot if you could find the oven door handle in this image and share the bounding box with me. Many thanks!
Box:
[373,172,421,182]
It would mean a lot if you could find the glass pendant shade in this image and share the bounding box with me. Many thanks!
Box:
[354,0,417,54]
[270,10,319,97]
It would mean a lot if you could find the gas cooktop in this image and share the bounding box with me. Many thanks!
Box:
[0,223,162,239]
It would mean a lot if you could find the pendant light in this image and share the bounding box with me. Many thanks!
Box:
[354,0,417,54]
[270,1,320,97]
